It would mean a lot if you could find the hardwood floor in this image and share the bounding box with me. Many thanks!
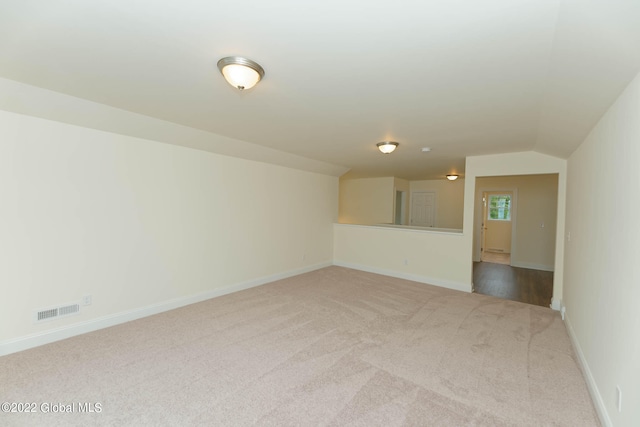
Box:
[473,261,553,307]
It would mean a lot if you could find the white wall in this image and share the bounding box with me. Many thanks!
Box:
[0,110,338,353]
[410,179,464,229]
[563,72,640,426]
[338,177,394,224]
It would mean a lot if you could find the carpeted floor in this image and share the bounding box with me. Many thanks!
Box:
[1,266,599,426]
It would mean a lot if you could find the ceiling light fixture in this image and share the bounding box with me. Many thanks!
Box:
[217,56,265,90]
[377,141,399,154]
[446,174,459,181]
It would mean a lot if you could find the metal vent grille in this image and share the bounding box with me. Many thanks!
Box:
[59,304,79,316]
[35,302,80,322]
[37,308,58,321]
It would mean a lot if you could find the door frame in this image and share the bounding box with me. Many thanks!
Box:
[393,189,407,225]
[409,191,437,227]
[474,187,518,262]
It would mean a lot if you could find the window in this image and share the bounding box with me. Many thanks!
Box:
[488,194,511,221]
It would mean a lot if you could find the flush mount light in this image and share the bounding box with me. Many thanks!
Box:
[421,147,432,152]
[377,141,399,154]
[446,174,459,181]
[217,56,265,90]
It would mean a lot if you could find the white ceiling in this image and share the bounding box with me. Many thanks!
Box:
[1,0,639,180]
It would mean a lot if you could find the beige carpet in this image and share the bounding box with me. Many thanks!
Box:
[1,266,598,426]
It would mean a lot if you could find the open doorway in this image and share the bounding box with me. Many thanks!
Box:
[481,191,514,265]
[473,174,559,307]
[394,190,406,225]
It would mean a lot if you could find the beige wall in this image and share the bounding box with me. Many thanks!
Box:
[0,78,349,177]
[339,177,394,224]
[0,110,338,350]
[563,72,640,426]
[476,176,558,270]
[339,177,464,229]
[334,224,469,292]
[410,179,464,229]
[335,153,566,300]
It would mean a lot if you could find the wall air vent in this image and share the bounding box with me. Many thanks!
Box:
[37,308,58,321]
[35,303,80,323]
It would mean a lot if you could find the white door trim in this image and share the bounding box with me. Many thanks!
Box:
[474,187,518,262]
[393,189,407,225]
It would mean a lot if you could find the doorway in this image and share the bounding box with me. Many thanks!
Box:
[481,191,513,265]
[394,190,406,225]
[472,174,559,307]
[410,191,436,227]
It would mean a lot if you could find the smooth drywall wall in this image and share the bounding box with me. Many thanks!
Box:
[338,177,394,224]
[564,72,640,426]
[334,224,469,292]
[0,77,349,177]
[464,152,567,309]
[476,176,558,270]
[0,110,338,345]
[410,179,464,229]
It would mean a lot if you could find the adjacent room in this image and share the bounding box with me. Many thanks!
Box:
[1,1,639,426]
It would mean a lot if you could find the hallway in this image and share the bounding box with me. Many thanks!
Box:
[473,261,553,307]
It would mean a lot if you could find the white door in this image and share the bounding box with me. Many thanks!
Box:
[411,192,435,227]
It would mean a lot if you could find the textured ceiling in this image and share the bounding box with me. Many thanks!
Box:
[0,0,639,180]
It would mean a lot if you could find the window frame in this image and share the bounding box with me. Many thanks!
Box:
[487,194,512,221]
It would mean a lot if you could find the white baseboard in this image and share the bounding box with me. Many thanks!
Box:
[333,261,472,293]
[564,312,611,427]
[0,262,331,357]
[510,261,554,272]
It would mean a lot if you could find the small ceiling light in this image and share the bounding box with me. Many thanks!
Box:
[217,56,265,90]
[446,174,459,181]
[421,147,432,152]
[377,141,399,154]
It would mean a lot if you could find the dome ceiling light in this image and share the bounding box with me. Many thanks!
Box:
[217,56,265,90]
[446,174,459,181]
[377,141,399,154]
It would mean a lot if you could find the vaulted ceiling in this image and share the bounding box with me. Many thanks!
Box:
[1,0,639,180]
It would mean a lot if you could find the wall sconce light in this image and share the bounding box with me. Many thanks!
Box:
[217,56,265,90]
[377,141,399,154]
[446,174,459,181]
